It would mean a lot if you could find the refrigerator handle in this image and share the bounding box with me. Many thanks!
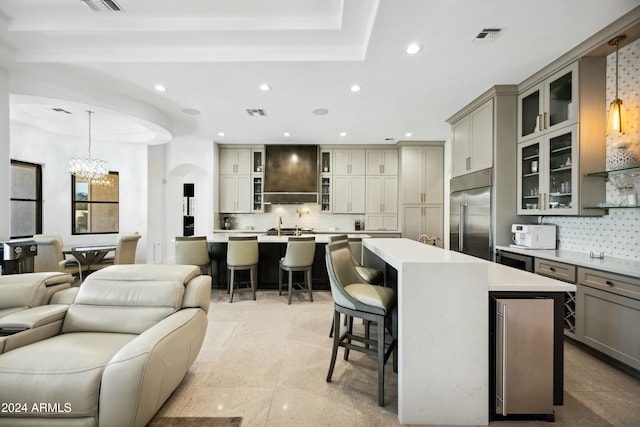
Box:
[500,304,508,416]
[458,203,464,252]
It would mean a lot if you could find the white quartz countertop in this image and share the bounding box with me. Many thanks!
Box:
[213,228,398,234]
[207,233,367,244]
[365,238,576,292]
[495,245,640,278]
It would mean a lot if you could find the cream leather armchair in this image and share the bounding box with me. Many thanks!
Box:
[0,264,210,427]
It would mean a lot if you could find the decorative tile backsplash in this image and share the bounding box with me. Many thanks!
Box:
[544,38,640,261]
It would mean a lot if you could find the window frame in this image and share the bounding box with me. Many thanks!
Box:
[71,171,120,235]
[10,160,43,239]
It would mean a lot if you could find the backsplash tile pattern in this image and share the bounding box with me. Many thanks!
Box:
[544,39,640,261]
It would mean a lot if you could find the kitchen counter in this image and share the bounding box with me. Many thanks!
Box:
[362,238,574,425]
[495,245,640,278]
[207,233,368,244]
[213,229,399,235]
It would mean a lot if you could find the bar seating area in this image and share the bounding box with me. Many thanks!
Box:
[278,236,316,304]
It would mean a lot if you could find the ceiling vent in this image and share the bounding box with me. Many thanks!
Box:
[246,108,266,116]
[473,28,503,42]
[81,0,123,12]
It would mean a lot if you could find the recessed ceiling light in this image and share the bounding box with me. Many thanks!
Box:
[350,84,361,92]
[218,132,225,137]
[284,132,291,137]
[154,84,167,92]
[405,132,413,137]
[182,108,201,115]
[406,43,422,55]
[312,108,329,116]
[259,84,271,91]
[340,132,347,137]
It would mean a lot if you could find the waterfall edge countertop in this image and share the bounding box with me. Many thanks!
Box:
[361,238,574,425]
[495,245,640,278]
[207,233,368,244]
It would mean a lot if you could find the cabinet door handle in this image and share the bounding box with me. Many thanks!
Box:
[549,267,556,272]
[466,156,471,171]
[538,114,543,131]
[543,112,548,129]
[605,280,614,286]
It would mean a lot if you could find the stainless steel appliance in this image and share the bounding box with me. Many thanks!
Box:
[496,249,534,272]
[495,298,554,420]
[450,168,492,260]
[511,224,556,249]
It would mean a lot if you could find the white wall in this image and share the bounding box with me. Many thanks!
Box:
[0,66,9,241]
[10,121,150,262]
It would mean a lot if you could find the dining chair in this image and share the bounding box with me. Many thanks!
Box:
[325,239,397,406]
[91,233,141,271]
[33,237,88,284]
[227,236,259,303]
[278,236,315,304]
[328,235,384,285]
[175,236,211,275]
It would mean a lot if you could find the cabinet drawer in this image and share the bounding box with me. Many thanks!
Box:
[577,267,640,301]
[534,259,576,283]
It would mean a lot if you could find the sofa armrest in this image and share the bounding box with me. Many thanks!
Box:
[50,287,79,304]
[99,308,207,427]
[0,305,68,353]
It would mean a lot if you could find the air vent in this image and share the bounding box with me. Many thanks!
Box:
[81,0,123,12]
[246,108,266,116]
[473,28,503,42]
[52,107,72,114]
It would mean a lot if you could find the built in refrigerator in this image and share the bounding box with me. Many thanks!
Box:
[450,168,492,260]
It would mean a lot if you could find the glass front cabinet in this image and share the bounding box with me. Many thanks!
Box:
[517,62,578,143]
[518,125,579,215]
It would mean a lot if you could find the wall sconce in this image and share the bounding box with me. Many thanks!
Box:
[606,35,627,136]
[296,208,310,217]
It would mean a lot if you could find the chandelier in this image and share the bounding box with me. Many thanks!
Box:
[69,110,109,182]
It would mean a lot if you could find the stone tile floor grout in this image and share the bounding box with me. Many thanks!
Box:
[155,290,640,427]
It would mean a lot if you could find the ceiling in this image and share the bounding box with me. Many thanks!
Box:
[0,0,638,146]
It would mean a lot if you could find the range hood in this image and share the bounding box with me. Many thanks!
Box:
[263,145,319,204]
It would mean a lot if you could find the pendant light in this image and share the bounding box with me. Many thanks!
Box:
[69,110,109,183]
[606,35,627,136]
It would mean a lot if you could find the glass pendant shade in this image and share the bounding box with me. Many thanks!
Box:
[606,98,626,135]
[69,110,109,182]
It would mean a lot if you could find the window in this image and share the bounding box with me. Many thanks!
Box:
[10,160,43,238]
[72,172,119,235]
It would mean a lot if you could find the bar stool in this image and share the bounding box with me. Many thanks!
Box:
[328,235,384,285]
[279,236,315,304]
[175,236,211,275]
[227,236,259,303]
[325,239,397,406]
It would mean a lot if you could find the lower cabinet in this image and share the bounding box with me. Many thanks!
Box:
[576,267,640,371]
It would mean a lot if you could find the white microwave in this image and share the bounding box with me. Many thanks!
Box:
[511,224,556,249]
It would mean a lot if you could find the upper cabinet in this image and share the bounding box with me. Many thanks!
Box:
[451,98,494,177]
[220,148,251,175]
[366,150,398,175]
[517,62,578,143]
[517,58,606,216]
[333,149,366,175]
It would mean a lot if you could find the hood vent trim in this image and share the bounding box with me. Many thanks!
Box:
[263,192,318,205]
[81,0,123,12]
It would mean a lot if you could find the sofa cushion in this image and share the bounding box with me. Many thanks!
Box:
[0,272,72,310]
[0,332,135,419]
[62,264,200,335]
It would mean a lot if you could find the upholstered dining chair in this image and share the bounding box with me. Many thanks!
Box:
[328,234,384,285]
[278,236,315,304]
[33,237,88,284]
[175,236,211,275]
[325,239,397,406]
[227,235,259,303]
[91,233,141,271]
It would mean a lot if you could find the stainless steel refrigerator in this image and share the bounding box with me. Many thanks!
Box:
[450,168,492,260]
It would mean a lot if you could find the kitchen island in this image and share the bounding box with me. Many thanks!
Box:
[362,238,576,425]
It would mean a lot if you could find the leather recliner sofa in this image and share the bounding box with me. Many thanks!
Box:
[0,264,210,427]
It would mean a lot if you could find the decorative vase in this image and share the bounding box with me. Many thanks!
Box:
[607,142,639,171]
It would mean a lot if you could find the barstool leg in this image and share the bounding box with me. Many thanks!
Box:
[307,268,313,302]
[278,264,283,296]
[327,309,341,382]
[250,265,257,300]
[228,268,234,303]
[377,314,385,406]
[287,270,293,305]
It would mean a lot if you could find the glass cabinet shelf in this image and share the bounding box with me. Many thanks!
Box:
[585,166,640,178]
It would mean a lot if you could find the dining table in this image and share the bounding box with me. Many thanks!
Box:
[63,244,117,268]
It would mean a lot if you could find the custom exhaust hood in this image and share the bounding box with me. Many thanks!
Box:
[263,145,319,204]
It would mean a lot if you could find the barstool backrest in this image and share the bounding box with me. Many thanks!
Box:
[227,236,258,266]
[325,240,363,310]
[282,236,315,267]
[175,236,210,266]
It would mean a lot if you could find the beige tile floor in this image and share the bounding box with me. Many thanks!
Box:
[155,289,640,427]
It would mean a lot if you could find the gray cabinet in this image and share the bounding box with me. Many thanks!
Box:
[576,267,640,371]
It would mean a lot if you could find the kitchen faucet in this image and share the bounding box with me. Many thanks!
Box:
[277,216,283,236]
